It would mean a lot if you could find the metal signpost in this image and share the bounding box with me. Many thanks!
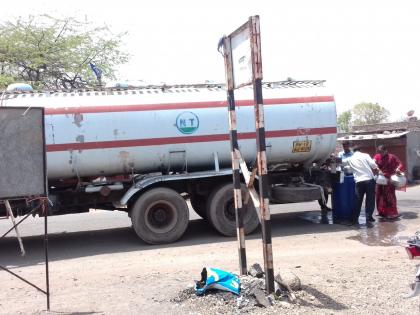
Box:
[220,15,275,293]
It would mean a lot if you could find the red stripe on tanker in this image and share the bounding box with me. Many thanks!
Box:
[46,127,337,152]
[43,96,335,115]
[1,85,337,179]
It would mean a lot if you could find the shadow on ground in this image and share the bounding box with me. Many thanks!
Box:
[0,210,350,267]
[298,285,348,311]
[1,206,418,268]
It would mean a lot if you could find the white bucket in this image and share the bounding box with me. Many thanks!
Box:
[376,174,388,185]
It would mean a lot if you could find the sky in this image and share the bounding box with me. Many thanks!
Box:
[2,0,420,120]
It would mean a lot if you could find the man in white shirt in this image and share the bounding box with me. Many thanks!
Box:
[343,146,379,227]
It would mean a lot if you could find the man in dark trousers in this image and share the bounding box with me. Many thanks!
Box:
[343,146,379,227]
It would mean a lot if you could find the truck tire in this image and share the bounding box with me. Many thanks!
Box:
[190,194,208,220]
[130,187,189,244]
[206,183,259,236]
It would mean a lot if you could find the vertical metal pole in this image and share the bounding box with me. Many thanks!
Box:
[251,16,274,293]
[43,201,50,311]
[223,36,247,275]
[254,80,274,293]
[228,89,247,275]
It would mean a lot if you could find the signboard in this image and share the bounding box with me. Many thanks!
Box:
[231,25,253,89]
[223,16,262,90]
[0,107,46,198]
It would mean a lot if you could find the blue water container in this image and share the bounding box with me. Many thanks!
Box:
[332,175,356,222]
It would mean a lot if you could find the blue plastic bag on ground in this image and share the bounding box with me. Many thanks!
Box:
[195,267,240,295]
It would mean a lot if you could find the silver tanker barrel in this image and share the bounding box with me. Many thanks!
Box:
[0,81,338,244]
[1,82,337,180]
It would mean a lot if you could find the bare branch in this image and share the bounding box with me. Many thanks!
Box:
[37,30,45,49]
[54,19,69,43]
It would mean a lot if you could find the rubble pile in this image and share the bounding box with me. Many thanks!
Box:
[171,264,304,314]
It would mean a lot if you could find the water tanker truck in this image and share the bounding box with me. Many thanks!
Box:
[0,80,337,244]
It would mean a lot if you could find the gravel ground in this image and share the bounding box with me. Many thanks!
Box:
[168,253,419,315]
[1,186,419,314]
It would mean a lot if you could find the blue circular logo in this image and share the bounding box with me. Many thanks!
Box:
[176,112,199,134]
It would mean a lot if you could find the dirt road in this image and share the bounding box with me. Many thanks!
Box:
[1,186,419,314]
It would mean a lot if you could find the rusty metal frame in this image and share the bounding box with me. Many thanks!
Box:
[221,15,275,293]
[0,106,51,310]
[0,199,50,310]
[222,33,247,274]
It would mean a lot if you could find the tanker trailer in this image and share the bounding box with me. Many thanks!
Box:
[0,80,337,244]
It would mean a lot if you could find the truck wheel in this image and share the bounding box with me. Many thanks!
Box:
[206,183,259,236]
[130,187,189,244]
[190,194,208,219]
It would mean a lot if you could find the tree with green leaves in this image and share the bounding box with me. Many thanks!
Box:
[0,15,129,89]
[352,102,390,126]
[337,110,352,132]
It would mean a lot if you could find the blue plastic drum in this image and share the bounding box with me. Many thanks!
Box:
[332,175,356,222]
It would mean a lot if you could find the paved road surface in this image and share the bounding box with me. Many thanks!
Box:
[1,185,419,240]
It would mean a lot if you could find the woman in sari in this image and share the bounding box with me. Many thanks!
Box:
[374,145,404,219]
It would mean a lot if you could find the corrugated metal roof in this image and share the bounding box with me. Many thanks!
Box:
[0,80,327,97]
[352,120,420,133]
[338,131,410,141]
